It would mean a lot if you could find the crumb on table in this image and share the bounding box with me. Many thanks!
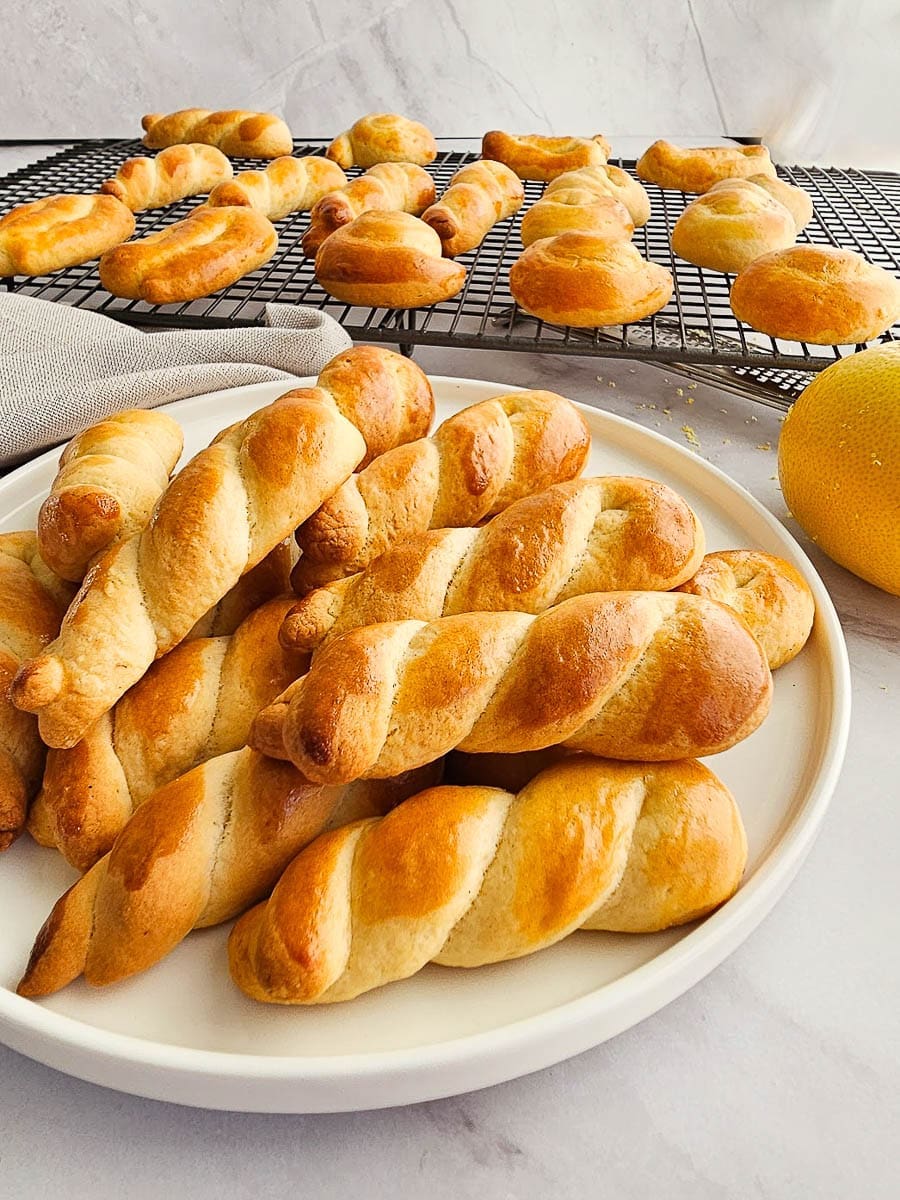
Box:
[681,424,701,449]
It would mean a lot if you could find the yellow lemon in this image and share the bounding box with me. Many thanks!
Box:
[778,343,900,594]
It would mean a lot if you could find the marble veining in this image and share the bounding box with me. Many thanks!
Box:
[1,0,896,167]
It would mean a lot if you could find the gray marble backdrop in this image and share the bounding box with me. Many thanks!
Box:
[2,0,897,167]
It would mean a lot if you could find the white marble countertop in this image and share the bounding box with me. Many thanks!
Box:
[4,0,898,170]
[1,145,898,1200]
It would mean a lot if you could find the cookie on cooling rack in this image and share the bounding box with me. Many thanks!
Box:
[0,194,135,276]
[509,232,673,327]
[730,245,900,344]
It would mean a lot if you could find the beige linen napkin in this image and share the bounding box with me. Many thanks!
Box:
[0,293,352,469]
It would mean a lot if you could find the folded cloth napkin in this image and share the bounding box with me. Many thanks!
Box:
[0,293,352,470]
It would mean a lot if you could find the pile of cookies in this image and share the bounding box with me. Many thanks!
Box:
[505,134,900,342]
[2,108,897,345]
[636,140,900,344]
[2,344,817,1007]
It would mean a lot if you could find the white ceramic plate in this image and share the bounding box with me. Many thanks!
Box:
[0,377,850,1113]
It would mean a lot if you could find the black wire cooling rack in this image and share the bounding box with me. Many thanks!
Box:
[2,138,899,407]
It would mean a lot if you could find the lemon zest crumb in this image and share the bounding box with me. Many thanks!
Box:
[682,424,700,448]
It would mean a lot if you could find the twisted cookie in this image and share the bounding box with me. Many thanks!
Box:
[228,757,747,1004]
[141,109,293,158]
[30,595,309,870]
[520,186,633,247]
[0,533,74,850]
[291,389,590,589]
[100,144,233,211]
[251,591,772,780]
[37,408,184,582]
[510,233,674,328]
[671,180,796,274]
[281,476,704,651]
[18,750,439,996]
[422,160,524,257]
[301,163,435,257]
[444,551,815,795]
[204,155,347,221]
[729,245,900,345]
[12,393,366,747]
[676,550,814,669]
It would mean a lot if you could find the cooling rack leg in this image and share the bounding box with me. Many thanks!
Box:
[397,308,418,357]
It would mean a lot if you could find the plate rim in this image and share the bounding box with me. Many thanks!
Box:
[0,375,851,1111]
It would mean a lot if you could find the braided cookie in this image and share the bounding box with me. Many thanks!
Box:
[422,160,524,257]
[12,393,366,747]
[676,550,814,669]
[18,751,439,996]
[291,389,590,590]
[141,109,293,158]
[0,194,135,276]
[281,477,704,652]
[251,591,772,779]
[98,206,278,303]
[30,595,309,870]
[302,163,435,257]
[0,534,74,850]
[326,113,438,168]
[37,409,184,582]
[482,131,612,181]
[307,343,434,468]
[99,144,233,211]
[228,757,747,1004]
[204,155,347,221]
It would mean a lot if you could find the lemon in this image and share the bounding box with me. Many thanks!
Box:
[778,344,900,595]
